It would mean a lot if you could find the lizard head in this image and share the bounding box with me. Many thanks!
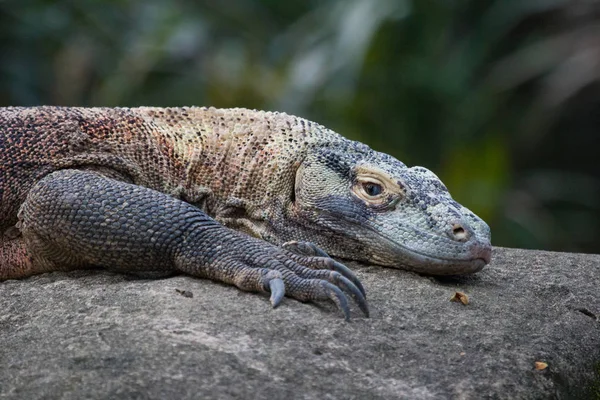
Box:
[285,142,492,275]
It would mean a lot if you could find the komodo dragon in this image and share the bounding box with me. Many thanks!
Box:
[0,106,492,319]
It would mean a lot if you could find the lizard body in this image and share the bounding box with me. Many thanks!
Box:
[0,106,491,319]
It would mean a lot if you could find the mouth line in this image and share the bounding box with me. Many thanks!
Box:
[383,241,487,264]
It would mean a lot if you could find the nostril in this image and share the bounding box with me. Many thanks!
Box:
[451,224,468,242]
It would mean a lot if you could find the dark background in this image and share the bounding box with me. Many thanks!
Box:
[1,0,599,253]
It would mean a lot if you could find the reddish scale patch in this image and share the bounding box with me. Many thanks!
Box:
[0,237,35,280]
[1,107,83,228]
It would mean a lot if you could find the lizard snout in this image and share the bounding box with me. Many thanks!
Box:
[447,220,492,264]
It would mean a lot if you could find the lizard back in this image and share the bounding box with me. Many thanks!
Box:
[0,106,341,230]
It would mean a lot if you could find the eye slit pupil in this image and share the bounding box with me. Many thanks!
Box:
[363,182,382,196]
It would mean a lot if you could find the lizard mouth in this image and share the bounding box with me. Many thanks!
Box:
[390,252,489,275]
[295,207,491,274]
[368,228,492,275]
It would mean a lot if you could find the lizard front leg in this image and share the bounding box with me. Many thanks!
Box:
[14,169,368,319]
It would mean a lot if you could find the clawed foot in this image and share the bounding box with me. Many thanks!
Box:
[272,241,369,320]
[177,233,369,320]
[281,240,366,299]
[257,240,368,320]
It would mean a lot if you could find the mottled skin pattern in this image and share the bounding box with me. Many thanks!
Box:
[0,106,491,319]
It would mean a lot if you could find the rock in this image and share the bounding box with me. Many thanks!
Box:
[1,247,599,399]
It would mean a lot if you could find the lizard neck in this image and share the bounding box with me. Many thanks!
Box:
[139,107,340,240]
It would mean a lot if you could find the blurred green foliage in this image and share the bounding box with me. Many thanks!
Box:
[1,0,599,253]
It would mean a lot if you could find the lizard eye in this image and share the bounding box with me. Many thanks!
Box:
[352,167,403,208]
[362,182,382,197]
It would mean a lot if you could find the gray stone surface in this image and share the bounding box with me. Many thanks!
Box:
[1,247,599,399]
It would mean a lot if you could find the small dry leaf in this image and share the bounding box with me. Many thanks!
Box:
[459,352,466,356]
[534,361,548,370]
[450,291,469,305]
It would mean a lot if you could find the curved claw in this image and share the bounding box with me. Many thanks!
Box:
[334,274,369,318]
[326,259,366,299]
[268,278,285,308]
[322,282,351,321]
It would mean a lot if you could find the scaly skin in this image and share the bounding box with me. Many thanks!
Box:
[0,106,492,319]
